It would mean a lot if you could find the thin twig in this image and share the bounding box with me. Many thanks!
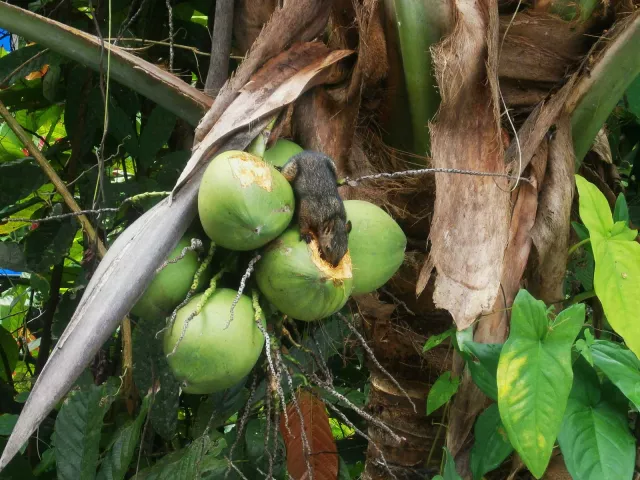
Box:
[155,238,203,273]
[165,0,174,71]
[225,374,259,479]
[324,400,398,480]
[278,353,313,480]
[338,313,416,413]
[343,167,532,186]
[226,255,261,329]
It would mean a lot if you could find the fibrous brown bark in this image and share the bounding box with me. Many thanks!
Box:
[429,0,510,330]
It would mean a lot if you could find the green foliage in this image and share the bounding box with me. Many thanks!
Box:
[0,326,18,382]
[96,397,150,480]
[589,340,640,411]
[497,290,584,478]
[470,404,513,480]
[576,175,640,358]
[53,380,119,480]
[464,341,501,401]
[422,328,453,353]
[426,371,460,415]
[558,358,635,480]
[132,317,180,440]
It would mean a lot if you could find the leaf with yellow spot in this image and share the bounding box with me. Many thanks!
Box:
[576,175,640,359]
[497,290,584,479]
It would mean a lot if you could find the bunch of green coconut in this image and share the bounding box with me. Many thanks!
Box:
[131,140,406,394]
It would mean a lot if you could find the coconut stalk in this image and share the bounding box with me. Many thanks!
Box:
[568,12,640,164]
[388,0,450,157]
[0,2,211,126]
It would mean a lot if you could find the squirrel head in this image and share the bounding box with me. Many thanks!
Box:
[319,217,352,267]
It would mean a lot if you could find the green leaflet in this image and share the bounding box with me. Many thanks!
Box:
[590,340,640,411]
[558,358,635,480]
[53,380,119,480]
[470,404,513,480]
[97,396,150,480]
[497,290,584,479]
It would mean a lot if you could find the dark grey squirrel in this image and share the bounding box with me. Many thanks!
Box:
[278,151,352,267]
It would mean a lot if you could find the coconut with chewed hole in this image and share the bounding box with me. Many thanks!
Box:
[343,200,406,294]
[255,226,353,321]
[263,139,303,167]
[131,236,210,320]
[163,288,265,394]
[198,151,294,250]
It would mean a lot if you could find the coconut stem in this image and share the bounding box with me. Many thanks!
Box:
[338,312,417,413]
[226,254,261,329]
[324,398,398,480]
[251,290,289,434]
[156,238,204,273]
[157,242,217,339]
[166,267,225,357]
[225,373,259,479]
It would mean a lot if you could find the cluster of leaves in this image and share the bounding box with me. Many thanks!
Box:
[422,172,640,479]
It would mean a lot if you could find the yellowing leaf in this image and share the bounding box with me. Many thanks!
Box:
[497,290,584,479]
[575,174,640,359]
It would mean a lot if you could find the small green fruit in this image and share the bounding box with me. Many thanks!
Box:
[131,237,206,319]
[198,151,294,250]
[255,227,353,321]
[344,200,406,294]
[263,139,303,167]
[163,289,265,394]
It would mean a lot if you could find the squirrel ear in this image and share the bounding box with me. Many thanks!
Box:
[346,220,352,233]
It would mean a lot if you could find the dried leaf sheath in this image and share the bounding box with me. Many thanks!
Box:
[280,390,339,480]
[429,0,509,330]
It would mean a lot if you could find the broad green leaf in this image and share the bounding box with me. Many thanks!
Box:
[423,328,453,353]
[133,435,211,480]
[590,340,640,411]
[575,175,613,241]
[0,326,18,382]
[558,358,635,480]
[193,382,248,437]
[0,157,45,208]
[465,342,502,401]
[132,317,180,440]
[613,193,629,224]
[592,237,640,358]
[442,447,462,480]
[426,372,460,415]
[0,45,48,87]
[338,456,352,480]
[470,404,513,480]
[626,73,640,119]
[497,290,584,479]
[53,380,119,480]
[576,175,640,358]
[0,414,18,435]
[24,219,77,273]
[33,447,56,476]
[138,106,177,168]
[97,397,150,480]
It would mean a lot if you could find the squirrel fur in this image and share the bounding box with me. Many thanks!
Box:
[280,151,351,267]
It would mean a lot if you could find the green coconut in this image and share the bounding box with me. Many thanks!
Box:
[344,200,406,294]
[263,139,303,167]
[163,288,265,394]
[255,227,353,321]
[131,237,208,319]
[198,150,294,250]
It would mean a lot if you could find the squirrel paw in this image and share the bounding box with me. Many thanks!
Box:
[300,232,313,244]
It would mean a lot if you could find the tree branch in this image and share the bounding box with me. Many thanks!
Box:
[35,263,64,376]
[204,0,234,96]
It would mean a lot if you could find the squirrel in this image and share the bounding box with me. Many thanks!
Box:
[279,151,352,267]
